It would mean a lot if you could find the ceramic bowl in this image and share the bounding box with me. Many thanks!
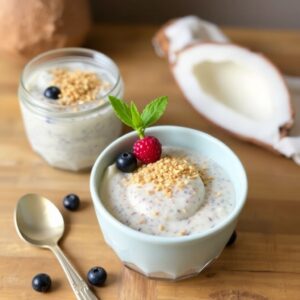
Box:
[90,126,247,280]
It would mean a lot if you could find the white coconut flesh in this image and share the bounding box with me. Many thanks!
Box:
[172,44,292,146]
[163,16,229,56]
[274,85,300,161]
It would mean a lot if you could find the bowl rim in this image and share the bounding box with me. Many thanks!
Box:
[90,125,248,244]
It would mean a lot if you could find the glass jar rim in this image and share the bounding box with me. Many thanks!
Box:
[19,47,122,117]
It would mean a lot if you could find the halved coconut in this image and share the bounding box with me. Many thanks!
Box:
[153,16,299,163]
[172,43,293,148]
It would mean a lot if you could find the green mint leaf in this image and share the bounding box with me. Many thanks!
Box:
[141,96,168,127]
[130,102,143,128]
[109,95,168,139]
[130,102,145,138]
[108,96,133,128]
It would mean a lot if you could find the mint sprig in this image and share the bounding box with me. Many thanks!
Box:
[109,95,168,138]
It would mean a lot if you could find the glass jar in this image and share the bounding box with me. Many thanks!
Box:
[19,48,124,171]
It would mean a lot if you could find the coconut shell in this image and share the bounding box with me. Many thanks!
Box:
[153,20,175,58]
[0,0,91,61]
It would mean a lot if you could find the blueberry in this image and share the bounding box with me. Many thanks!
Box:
[226,230,237,247]
[63,194,80,211]
[116,152,137,172]
[87,267,107,287]
[44,86,61,100]
[32,273,51,293]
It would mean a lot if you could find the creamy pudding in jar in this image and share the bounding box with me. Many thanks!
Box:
[19,48,124,171]
[101,146,235,237]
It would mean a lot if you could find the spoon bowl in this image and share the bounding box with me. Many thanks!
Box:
[15,194,64,247]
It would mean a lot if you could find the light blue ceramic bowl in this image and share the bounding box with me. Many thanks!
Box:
[90,126,247,280]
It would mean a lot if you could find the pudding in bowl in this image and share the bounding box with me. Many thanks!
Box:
[101,146,235,237]
[90,126,247,280]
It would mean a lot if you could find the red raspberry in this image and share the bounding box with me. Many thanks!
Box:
[133,136,162,164]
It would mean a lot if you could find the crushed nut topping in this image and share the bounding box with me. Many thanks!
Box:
[178,229,189,236]
[50,68,110,105]
[158,224,165,232]
[215,191,222,197]
[127,156,210,196]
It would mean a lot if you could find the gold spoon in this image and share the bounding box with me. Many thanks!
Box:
[14,193,99,300]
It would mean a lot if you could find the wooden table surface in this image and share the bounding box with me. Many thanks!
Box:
[1,24,300,300]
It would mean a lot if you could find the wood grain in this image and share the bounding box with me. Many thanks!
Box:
[0,24,300,299]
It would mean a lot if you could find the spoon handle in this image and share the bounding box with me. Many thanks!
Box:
[51,244,99,300]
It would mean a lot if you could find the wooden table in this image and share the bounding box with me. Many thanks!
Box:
[1,24,300,300]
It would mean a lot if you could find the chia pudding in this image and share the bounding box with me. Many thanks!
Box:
[19,48,124,171]
[101,146,235,237]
